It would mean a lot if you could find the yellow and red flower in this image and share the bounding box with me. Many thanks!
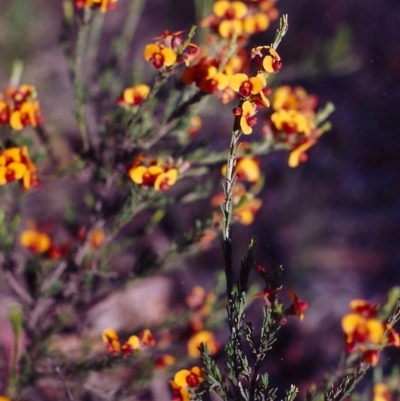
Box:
[0,85,43,131]
[341,299,400,366]
[250,46,282,73]
[235,100,257,134]
[20,221,69,259]
[373,383,392,401]
[74,0,117,13]
[272,85,318,112]
[0,146,38,189]
[128,156,179,192]
[187,330,219,358]
[102,328,155,356]
[20,229,52,254]
[230,73,266,99]
[144,43,177,69]
[170,366,204,401]
[201,1,248,39]
[117,84,150,108]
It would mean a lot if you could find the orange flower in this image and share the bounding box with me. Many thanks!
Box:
[88,228,106,249]
[188,330,219,358]
[172,366,204,389]
[155,354,176,369]
[117,84,150,108]
[250,46,282,73]
[243,13,270,35]
[271,109,313,136]
[239,100,257,134]
[229,156,261,183]
[288,139,316,168]
[373,383,392,401]
[272,85,318,112]
[0,100,10,126]
[232,197,261,225]
[144,43,177,69]
[154,169,178,191]
[202,0,248,39]
[0,146,38,189]
[74,0,117,13]
[128,159,179,192]
[341,299,400,366]
[20,229,52,254]
[102,328,121,353]
[1,85,43,130]
[230,73,266,98]
[102,328,155,355]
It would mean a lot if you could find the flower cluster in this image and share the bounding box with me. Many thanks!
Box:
[181,55,235,104]
[117,84,150,108]
[102,328,155,356]
[128,155,179,191]
[73,0,117,13]
[170,366,204,401]
[265,85,322,167]
[185,286,219,358]
[341,299,400,366]
[20,221,69,258]
[201,0,278,40]
[144,30,200,70]
[0,146,38,189]
[0,85,43,131]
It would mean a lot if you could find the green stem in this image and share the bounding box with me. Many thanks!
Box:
[73,9,94,152]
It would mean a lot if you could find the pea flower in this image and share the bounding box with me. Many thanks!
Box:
[20,229,52,254]
[373,383,392,401]
[0,146,38,189]
[117,84,150,108]
[250,46,282,73]
[230,73,266,98]
[341,299,400,366]
[272,85,318,112]
[181,56,236,104]
[144,43,177,69]
[74,0,117,13]
[201,1,248,39]
[243,13,270,35]
[187,330,219,358]
[128,156,179,191]
[102,328,155,356]
[235,100,257,134]
[170,366,204,401]
[20,221,70,259]
[0,85,43,131]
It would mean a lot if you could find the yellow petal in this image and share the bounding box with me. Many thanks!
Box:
[288,140,316,168]
[230,73,248,92]
[144,43,160,61]
[161,48,177,67]
[129,165,147,184]
[102,328,119,342]
[174,369,191,387]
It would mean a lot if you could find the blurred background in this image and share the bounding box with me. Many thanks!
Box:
[1,0,400,397]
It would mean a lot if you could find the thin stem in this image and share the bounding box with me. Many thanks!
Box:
[221,125,242,296]
[73,9,94,151]
[271,14,289,50]
[222,129,241,241]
